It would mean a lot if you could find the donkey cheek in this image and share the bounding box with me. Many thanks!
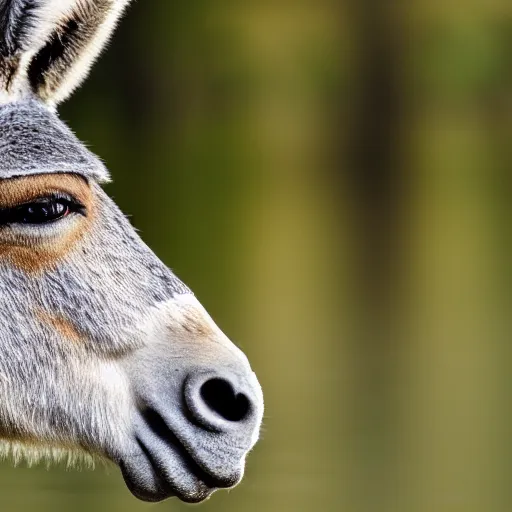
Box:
[36,311,85,344]
[0,225,93,273]
[0,246,69,273]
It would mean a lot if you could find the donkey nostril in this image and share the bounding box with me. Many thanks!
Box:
[185,373,258,430]
[199,378,250,423]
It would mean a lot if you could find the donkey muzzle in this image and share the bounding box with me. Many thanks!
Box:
[119,296,264,503]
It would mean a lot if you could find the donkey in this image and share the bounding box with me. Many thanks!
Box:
[0,0,263,503]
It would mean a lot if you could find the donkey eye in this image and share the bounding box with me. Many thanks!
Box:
[16,199,68,224]
[0,197,83,225]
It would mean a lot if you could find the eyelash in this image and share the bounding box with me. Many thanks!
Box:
[0,194,86,226]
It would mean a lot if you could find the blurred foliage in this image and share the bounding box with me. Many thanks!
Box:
[2,1,512,511]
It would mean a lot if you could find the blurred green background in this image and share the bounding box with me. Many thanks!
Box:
[3,0,512,511]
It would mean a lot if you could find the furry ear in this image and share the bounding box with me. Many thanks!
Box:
[0,0,131,106]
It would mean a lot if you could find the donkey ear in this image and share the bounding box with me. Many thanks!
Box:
[0,0,131,106]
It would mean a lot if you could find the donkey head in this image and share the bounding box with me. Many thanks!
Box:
[0,0,263,503]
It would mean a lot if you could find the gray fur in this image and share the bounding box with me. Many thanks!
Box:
[0,100,108,180]
[0,0,263,504]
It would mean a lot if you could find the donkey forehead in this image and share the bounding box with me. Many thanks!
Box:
[0,100,108,182]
